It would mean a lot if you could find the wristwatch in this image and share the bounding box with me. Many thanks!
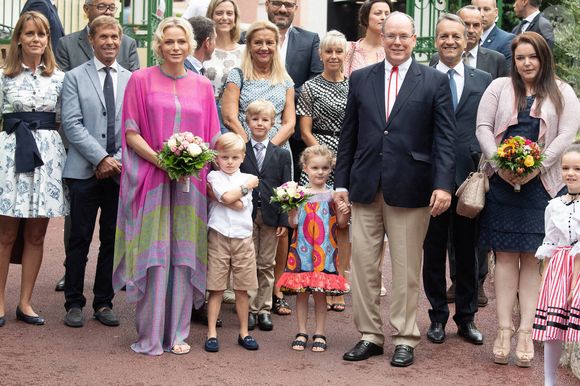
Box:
[240,185,249,196]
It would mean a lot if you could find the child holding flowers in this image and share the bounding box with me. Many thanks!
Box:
[276,145,350,352]
[532,145,580,386]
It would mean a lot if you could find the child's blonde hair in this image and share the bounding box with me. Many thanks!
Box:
[562,143,580,160]
[246,99,276,122]
[300,144,336,169]
[215,132,246,153]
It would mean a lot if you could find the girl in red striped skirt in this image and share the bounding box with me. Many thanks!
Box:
[533,145,580,386]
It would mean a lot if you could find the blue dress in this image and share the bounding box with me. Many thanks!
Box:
[479,96,550,253]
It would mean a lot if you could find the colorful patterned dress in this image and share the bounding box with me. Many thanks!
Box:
[277,190,348,295]
[113,67,219,355]
[533,197,580,342]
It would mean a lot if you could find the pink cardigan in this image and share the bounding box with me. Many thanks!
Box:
[476,77,580,198]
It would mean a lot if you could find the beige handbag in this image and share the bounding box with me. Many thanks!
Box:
[456,158,489,219]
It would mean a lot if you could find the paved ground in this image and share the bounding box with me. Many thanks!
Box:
[1,218,578,385]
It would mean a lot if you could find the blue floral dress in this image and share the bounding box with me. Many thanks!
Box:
[0,65,68,218]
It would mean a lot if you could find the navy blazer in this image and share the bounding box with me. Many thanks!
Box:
[513,13,554,48]
[430,46,506,80]
[20,0,64,51]
[335,60,456,208]
[481,25,515,71]
[240,141,292,227]
[437,65,492,186]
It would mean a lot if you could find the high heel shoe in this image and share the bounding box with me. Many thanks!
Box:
[493,327,514,364]
[515,329,534,368]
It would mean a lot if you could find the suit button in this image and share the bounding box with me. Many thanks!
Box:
[102,111,106,116]
[102,134,106,138]
[379,152,383,156]
[383,130,388,135]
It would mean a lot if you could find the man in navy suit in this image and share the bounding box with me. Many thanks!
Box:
[472,0,515,65]
[264,0,323,179]
[20,0,65,51]
[336,12,455,367]
[185,16,216,74]
[512,0,554,48]
[422,13,491,347]
[430,6,507,80]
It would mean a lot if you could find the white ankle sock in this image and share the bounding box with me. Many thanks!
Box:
[544,340,563,386]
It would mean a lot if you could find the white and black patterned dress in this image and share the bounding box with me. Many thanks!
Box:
[296,74,349,187]
[0,65,69,218]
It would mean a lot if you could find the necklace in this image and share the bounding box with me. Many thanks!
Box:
[564,192,580,206]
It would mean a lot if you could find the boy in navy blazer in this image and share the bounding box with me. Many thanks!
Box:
[240,100,292,331]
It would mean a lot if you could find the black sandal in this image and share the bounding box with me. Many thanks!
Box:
[273,295,292,315]
[291,333,308,351]
[311,334,327,352]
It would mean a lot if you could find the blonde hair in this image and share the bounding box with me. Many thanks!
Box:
[206,0,241,43]
[300,145,336,169]
[215,132,246,153]
[319,30,347,54]
[240,20,290,85]
[245,99,276,121]
[152,17,196,63]
[562,144,580,161]
[4,11,56,77]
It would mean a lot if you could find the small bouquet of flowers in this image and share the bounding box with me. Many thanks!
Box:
[492,135,544,192]
[270,181,312,213]
[157,131,217,192]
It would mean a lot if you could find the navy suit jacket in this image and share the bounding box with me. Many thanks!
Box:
[431,64,492,186]
[430,46,506,80]
[481,25,515,71]
[335,60,456,207]
[513,13,554,48]
[20,0,64,51]
[240,141,292,227]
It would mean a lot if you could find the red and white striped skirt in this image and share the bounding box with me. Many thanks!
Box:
[533,246,580,342]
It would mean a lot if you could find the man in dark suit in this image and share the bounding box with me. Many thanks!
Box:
[55,0,140,72]
[53,0,140,292]
[20,0,64,51]
[422,13,492,347]
[264,0,323,180]
[336,12,456,367]
[512,0,554,48]
[431,6,507,80]
[61,16,130,328]
[472,0,515,67]
[185,16,216,74]
[240,101,292,331]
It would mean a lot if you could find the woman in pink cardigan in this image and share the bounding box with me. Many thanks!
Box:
[476,32,580,368]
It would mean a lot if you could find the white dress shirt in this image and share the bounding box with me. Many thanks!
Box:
[521,10,541,32]
[94,57,119,99]
[207,170,254,238]
[250,137,269,156]
[436,61,465,103]
[480,24,495,45]
[464,45,479,68]
[186,55,203,73]
[279,25,293,67]
[384,56,412,119]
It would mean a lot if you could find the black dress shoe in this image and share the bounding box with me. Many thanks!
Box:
[16,307,45,325]
[258,313,273,331]
[391,345,414,367]
[94,307,120,327]
[64,307,84,327]
[343,340,384,361]
[55,275,65,292]
[248,312,257,331]
[458,321,484,345]
[426,322,446,344]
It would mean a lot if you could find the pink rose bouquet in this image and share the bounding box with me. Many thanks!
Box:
[270,181,312,213]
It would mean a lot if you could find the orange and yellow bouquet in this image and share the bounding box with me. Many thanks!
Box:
[492,136,544,192]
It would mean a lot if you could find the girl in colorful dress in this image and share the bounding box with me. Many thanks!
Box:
[533,144,580,386]
[276,145,350,352]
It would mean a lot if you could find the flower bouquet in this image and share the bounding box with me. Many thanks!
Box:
[492,135,544,192]
[157,132,217,192]
[270,181,312,213]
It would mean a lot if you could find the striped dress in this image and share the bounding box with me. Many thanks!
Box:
[532,197,580,342]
